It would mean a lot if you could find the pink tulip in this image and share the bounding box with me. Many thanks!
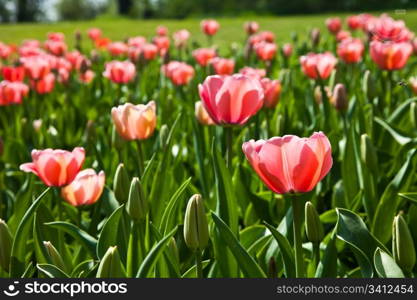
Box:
[412,38,417,54]
[141,43,158,60]
[244,21,259,35]
[367,14,413,42]
[198,74,264,125]
[347,15,362,30]
[128,36,147,48]
[370,40,413,70]
[282,43,293,58]
[173,29,191,48]
[47,32,65,42]
[107,42,128,56]
[255,42,277,61]
[242,132,332,194]
[0,81,29,106]
[88,28,102,41]
[153,36,170,56]
[44,40,67,56]
[193,48,217,67]
[0,42,12,59]
[111,101,157,141]
[156,25,168,36]
[259,31,275,43]
[337,38,364,64]
[261,78,281,109]
[162,61,195,86]
[195,101,215,125]
[79,70,95,84]
[2,66,25,82]
[201,19,220,36]
[58,68,70,84]
[300,52,337,80]
[210,57,235,75]
[409,77,417,95]
[32,73,55,94]
[336,30,351,42]
[326,17,342,34]
[21,56,51,80]
[20,147,85,187]
[103,60,136,84]
[239,67,266,80]
[61,169,105,207]
[65,50,83,69]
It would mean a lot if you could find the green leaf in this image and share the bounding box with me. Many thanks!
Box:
[45,221,97,257]
[211,212,266,278]
[37,264,70,278]
[374,248,405,278]
[263,222,296,278]
[398,192,417,204]
[315,232,338,278]
[71,260,96,278]
[182,260,210,278]
[9,187,50,277]
[374,117,412,146]
[136,227,178,278]
[97,204,125,259]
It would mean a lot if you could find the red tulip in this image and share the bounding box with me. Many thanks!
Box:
[300,52,337,80]
[210,57,235,75]
[94,37,111,49]
[65,50,83,69]
[156,25,168,36]
[2,66,25,82]
[47,32,65,42]
[239,67,266,80]
[142,43,158,60]
[162,61,195,86]
[61,169,105,206]
[173,29,191,48]
[107,42,128,56]
[195,101,215,125]
[21,56,51,80]
[32,73,55,94]
[412,38,417,54]
[242,132,332,194]
[336,30,351,42]
[367,14,413,42]
[244,21,259,35]
[79,70,95,84]
[409,77,417,95]
[282,43,293,58]
[198,74,264,125]
[153,36,170,56]
[326,17,342,35]
[88,28,102,41]
[0,81,29,106]
[201,19,220,36]
[347,15,362,30]
[20,147,85,187]
[58,68,70,84]
[337,38,364,64]
[370,40,413,70]
[259,31,275,43]
[111,101,157,141]
[261,78,281,109]
[44,40,67,56]
[193,48,217,67]
[103,60,136,84]
[0,42,12,59]
[128,36,147,48]
[254,42,277,61]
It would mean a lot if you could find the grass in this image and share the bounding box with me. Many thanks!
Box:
[1,9,417,49]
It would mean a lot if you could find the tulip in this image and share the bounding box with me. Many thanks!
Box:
[282,43,293,58]
[330,83,348,111]
[393,215,416,274]
[156,25,168,36]
[0,42,12,59]
[370,40,413,70]
[141,43,158,60]
[254,42,277,61]
[153,36,170,56]
[199,74,264,125]
[259,31,275,43]
[304,202,324,243]
[47,32,65,41]
[61,169,105,207]
[97,246,125,278]
[184,194,209,252]
[103,60,136,84]
[195,101,215,125]
[0,219,12,272]
[325,17,342,34]
[107,42,128,56]
[173,29,190,48]
[260,78,281,109]
[128,36,146,48]
[244,21,259,35]
[20,147,85,187]
[44,40,67,56]
[111,101,157,141]
[242,132,332,194]
[58,68,70,84]
[32,73,55,94]
[336,30,351,42]
[126,177,148,221]
[310,28,321,48]
[43,241,67,272]
[0,81,29,106]
[337,38,364,64]
[300,52,337,80]
[94,37,111,49]
[360,134,378,173]
[193,48,217,67]
[2,66,25,82]
[201,19,220,36]
[367,14,412,43]
[239,67,266,80]
[79,70,95,84]
[162,61,195,86]
[409,77,417,95]
[210,57,235,75]
[87,28,102,41]
[21,56,51,80]
[347,15,363,30]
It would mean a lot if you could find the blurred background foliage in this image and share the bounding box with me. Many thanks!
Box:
[0,0,416,23]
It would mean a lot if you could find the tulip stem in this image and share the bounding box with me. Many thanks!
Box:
[195,249,203,278]
[225,127,233,169]
[136,140,145,178]
[291,195,305,277]
[312,242,320,271]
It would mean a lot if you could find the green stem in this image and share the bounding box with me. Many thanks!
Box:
[195,249,203,278]
[291,195,304,278]
[312,242,320,271]
[136,140,145,178]
[127,222,140,277]
[225,127,233,169]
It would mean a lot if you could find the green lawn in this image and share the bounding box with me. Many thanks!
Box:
[1,9,416,48]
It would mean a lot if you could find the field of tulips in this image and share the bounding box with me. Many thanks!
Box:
[1,13,417,279]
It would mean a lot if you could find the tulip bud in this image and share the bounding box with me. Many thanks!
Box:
[96,246,125,278]
[43,241,67,272]
[393,215,416,273]
[304,202,324,243]
[362,70,377,100]
[90,50,100,64]
[291,31,298,43]
[159,124,169,148]
[113,163,130,204]
[126,177,148,221]
[310,28,320,48]
[111,125,124,150]
[0,219,12,272]
[183,194,209,251]
[75,30,82,42]
[168,237,180,264]
[410,102,417,128]
[331,83,348,111]
[79,58,90,74]
[360,134,378,173]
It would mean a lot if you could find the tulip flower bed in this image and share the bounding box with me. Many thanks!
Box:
[1,13,417,279]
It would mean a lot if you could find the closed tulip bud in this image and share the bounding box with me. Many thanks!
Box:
[304,202,324,243]
[393,215,416,273]
[310,28,320,48]
[113,163,130,204]
[126,177,148,221]
[183,194,209,251]
[0,219,12,272]
[159,124,169,148]
[362,70,377,100]
[331,83,348,111]
[168,237,180,264]
[360,134,378,173]
[96,246,125,278]
[43,241,67,272]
